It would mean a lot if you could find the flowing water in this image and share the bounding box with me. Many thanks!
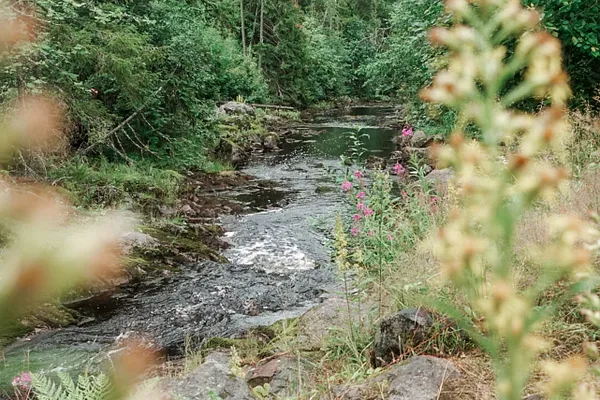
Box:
[0,105,401,386]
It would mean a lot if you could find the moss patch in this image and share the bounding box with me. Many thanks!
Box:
[0,303,77,347]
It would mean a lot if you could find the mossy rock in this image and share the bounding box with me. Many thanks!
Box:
[0,303,77,347]
[315,185,334,194]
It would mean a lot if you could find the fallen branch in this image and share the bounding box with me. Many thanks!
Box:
[79,86,163,155]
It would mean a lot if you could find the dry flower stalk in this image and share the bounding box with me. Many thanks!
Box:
[424,0,599,399]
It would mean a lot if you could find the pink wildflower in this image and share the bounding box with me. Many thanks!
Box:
[354,170,364,179]
[368,231,374,237]
[356,203,365,211]
[363,207,374,217]
[353,214,361,222]
[341,181,352,192]
[387,234,392,241]
[402,126,413,137]
[393,163,405,175]
[350,227,359,237]
[12,372,31,389]
[356,191,366,200]
[431,196,438,203]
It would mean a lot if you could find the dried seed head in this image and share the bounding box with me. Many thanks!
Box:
[429,27,453,47]
[445,0,470,16]
[542,356,588,397]
[450,132,464,149]
[508,153,530,171]
[0,16,35,51]
[6,96,63,151]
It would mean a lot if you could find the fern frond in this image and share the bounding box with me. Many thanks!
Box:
[77,373,92,399]
[31,373,66,400]
[57,371,77,398]
[89,373,113,400]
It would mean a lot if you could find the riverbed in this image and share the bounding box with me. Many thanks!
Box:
[0,105,402,387]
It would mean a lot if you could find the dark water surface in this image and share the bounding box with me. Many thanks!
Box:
[0,105,401,385]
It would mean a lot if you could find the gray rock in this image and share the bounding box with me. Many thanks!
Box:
[246,355,311,396]
[387,356,460,400]
[388,150,404,164]
[366,155,387,170]
[120,232,159,255]
[410,130,430,148]
[388,147,434,167]
[157,205,177,217]
[231,145,248,167]
[523,395,544,400]
[373,308,434,367]
[263,135,279,152]
[405,147,433,165]
[392,134,409,146]
[179,204,194,215]
[296,297,373,350]
[168,352,254,400]
[218,101,256,116]
[425,168,455,192]
[331,356,459,400]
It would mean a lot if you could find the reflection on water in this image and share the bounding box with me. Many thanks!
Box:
[279,125,397,161]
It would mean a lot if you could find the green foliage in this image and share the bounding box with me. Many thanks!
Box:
[2,0,268,165]
[361,0,444,99]
[340,127,370,166]
[359,0,456,128]
[32,372,113,400]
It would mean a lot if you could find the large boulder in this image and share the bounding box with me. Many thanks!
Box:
[246,354,312,397]
[373,308,434,367]
[120,232,159,255]
[366,155,387,170]
[388,147,434,167]
[167,352,254,400]
[262,135,279,152]
[217,139,249,167]
[410,130,430,148]
[330,356,460,400]
[296,297,373,350]
[218,101,256,116]
[425,168,455,192]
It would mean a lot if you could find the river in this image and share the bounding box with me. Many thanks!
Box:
[0,105,401,388]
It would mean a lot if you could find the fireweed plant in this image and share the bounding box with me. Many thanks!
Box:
[337,168,442,312]
[422,0,599,399]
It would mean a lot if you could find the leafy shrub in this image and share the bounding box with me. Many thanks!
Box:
[361,0,445,100]
[527,0,600,105]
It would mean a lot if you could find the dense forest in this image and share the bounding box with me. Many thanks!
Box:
[2,0,598,178]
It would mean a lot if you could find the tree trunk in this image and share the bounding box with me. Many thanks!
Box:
[240,0,247,57]
[258,0,264,67]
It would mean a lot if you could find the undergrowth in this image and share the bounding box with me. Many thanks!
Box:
[47,158,183,209]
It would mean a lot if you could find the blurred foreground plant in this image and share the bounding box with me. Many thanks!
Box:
[0,6,158,400]
[423,0,599,399]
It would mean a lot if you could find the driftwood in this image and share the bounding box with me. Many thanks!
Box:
[249,103,295,110]
[217,101,296,111]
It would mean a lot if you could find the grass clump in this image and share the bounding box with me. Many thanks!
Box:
[48,158,183,209]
